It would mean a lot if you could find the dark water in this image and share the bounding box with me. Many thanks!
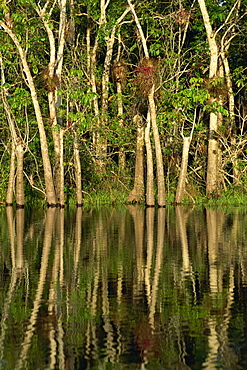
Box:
[1,205,247,369]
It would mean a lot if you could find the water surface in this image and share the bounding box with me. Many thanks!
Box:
[1,205,247,369]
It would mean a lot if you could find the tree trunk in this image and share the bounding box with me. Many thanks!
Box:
[197,0,220,196]
[59,129,65,208]
[116,68,125,172]
[6,141,16,207]
[148,85,166,207]
[206,136,219,195]
[126,115,145,203]
[145,111,155,206]
[73,130,83,207]
[1,55,25,207]
[115,35,126,173]
[175,136,192,204]
[222,52,239,183]
[16,142,25,208]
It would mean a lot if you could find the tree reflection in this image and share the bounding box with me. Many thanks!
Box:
[1,206,247,368]
[202,208,237,369]
[16,207,56,369]
[0,208,25,362]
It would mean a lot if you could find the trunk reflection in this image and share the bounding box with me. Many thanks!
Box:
[0,206,247,369]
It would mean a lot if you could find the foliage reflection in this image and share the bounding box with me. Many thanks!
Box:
[0,206,247,369]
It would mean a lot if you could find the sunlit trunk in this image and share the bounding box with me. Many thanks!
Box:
[222,52,239,183]
[16,142,25,208]
[100,27,116,161]
[126,115,145,203]
[148,85,166,207]
[59,129,65,207]
[116,73,125,172]
[198,0,220,196]
[6,141,15,206]
[145,111,155,206]
[73,130,83,206]
[1,56,24,206]
[89,0,106,170]
[175,136,191,203]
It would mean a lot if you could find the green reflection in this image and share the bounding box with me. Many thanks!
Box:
[0,206,247,369]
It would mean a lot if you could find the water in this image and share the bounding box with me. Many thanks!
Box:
[1,205,247,369]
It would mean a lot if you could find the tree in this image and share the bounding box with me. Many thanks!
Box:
[34,0,67,206]
[127,0,166,206]
[0,56,25,207]
[0,19,57,206]
[198,0,242,196]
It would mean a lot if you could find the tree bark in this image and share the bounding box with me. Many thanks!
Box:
[197,0,219,196]
[1,55,25,206]
[126,115,145,203]
[6,141,16,207]
[73,130,83,207]
[222,52,239,183]
[59,129,65,208]
[15,142,25,208]
[175,136,192,204]
[148,85,166,206]
[115,38,126,173]
[145,111,155,206]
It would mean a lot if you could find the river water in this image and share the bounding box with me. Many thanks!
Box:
[0,205,247,369]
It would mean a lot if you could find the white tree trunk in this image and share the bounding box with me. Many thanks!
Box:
[16,142,25,208]
[6,141,16,206]
[126,115,145,203]
[198,0,220,196]
[145,111,155,206]
[175,136,192,204]
[148,85,166,206]
[59,129,65,208]
[73,130,83,207]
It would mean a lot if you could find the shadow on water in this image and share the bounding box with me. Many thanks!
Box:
[0,205,247,369]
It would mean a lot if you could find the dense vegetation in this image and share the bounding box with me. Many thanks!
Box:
[0,0,247,206]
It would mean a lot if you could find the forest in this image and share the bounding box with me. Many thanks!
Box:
[0,0,247,207]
